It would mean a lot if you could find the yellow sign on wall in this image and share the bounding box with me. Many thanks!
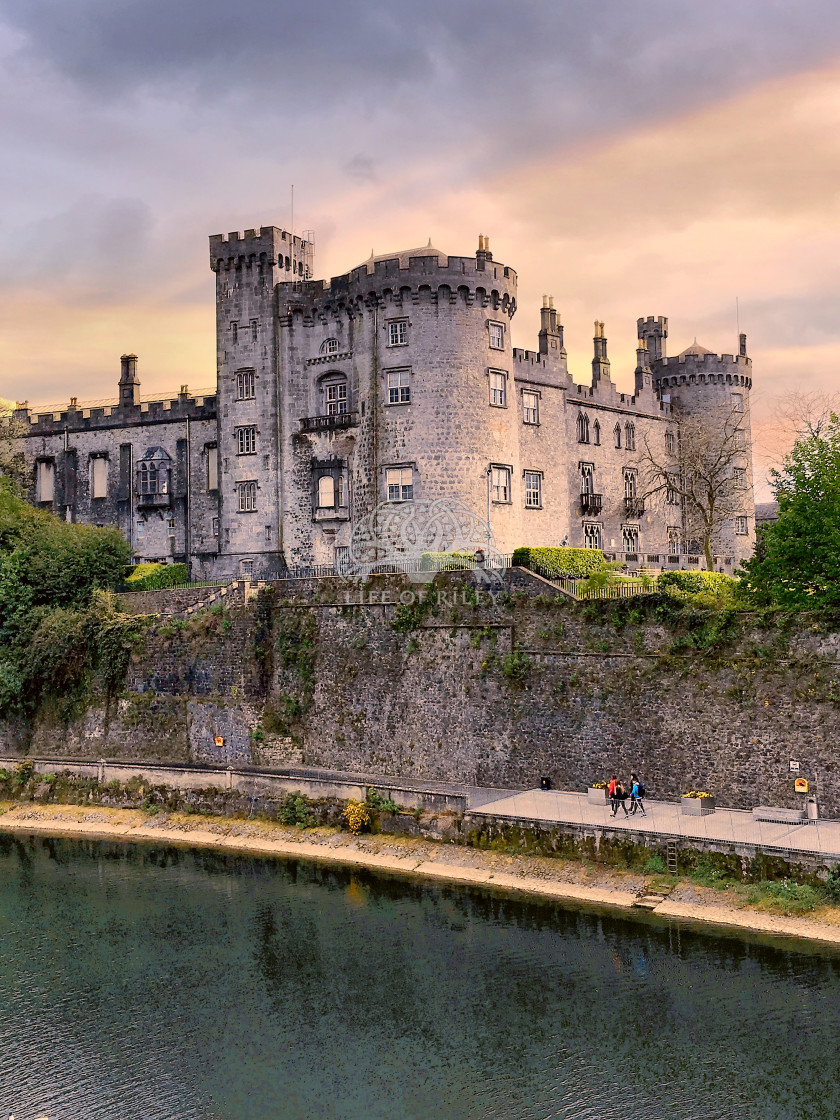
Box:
[794,777,809,794]
[215,736,225,747]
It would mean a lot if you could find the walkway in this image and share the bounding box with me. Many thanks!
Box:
[467,789,840,860]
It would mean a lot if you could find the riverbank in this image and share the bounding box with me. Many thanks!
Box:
[3,801,840,948]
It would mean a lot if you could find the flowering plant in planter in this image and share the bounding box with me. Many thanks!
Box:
[591,781,608,789]
[681,790,715,815]
[683,790,712,798]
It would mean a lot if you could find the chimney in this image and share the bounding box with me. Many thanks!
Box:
[119,353,140,407]
[739,332,747,357]
[635,338,652,396]
[592,321,610,385]
[538,295,565,360]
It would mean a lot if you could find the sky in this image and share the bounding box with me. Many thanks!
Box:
[2,1,840,495]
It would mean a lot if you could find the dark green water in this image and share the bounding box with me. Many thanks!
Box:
[1,835,839,1119]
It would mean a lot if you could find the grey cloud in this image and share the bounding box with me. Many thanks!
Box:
[344,154,377,183]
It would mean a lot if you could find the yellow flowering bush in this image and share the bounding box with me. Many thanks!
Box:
[342,799,371,834]
[683,790,713,799]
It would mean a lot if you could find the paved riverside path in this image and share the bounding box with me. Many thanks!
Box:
[466,789,840,860]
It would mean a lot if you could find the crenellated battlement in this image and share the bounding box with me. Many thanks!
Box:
[210,225,313,279]
[16,389,217,433]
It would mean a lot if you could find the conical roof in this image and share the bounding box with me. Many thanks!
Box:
[678,338,714,357]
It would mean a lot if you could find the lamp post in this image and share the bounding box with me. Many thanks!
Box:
[485,466,492,556]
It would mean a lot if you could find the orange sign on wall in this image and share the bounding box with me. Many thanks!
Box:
[215,736,225,747]
[794,777,809,794]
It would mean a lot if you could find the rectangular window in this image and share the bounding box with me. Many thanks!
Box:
[489,322,504,350]
[734,467,746,485]
[386,467,414,502]
[206,445,218,491]
[580,463,594,495]
[136,520,145,539]
[167,518,176,538]
[91,456,108,499]
[36,460,54,503]
[666,480,679,504]
[583,522,602,549]
[212,517,220,536]
[667,526,680,554]
[317,474,336,508]
[735,516,749,535]
[491,466,511,503]
[489,370,507,407]
[732,393,743,412]
[230,321,238,346]
[236,371,255,400]
[524,471,542,509]
[387,320,408,347]
[622,525,640,552]
[250,320,258,344]
[326,382,348,415]
[236,426,257,455]
[335,545,351,572]
[237,481,257,512]
[522,391,539,424]
[386,369,411,404]
[264,525,272,542]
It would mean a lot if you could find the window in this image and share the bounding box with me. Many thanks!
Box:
[387,369,411,404]
[489,322,504,350]
[583,522,602,549]
[138,461,168,495]
[577,412,589,443]
[614,423,622,449]
[386,467,414,501]
[236,426,257,455]
[734,467,746,486]
[665,430,676,455]
[250,320,258,344]
[240,559,254,579]
[624,422,636,451]
[622,525,640,552]
[489,370,507,407]
[136,520,145,539]
[335,545,351,572]
[666,478,679,504]
[236,371,255,400]
[593,420,600,445]
[667,526,680,554]
[326,380,348,415]
[580,462,594,495]
[524,471,542,509]
[321,338,340,355]
[237,481,257,512]
[91,456,108,499]
[212,517,220,536]
[167,518,176,538]
[265,525,272,542]
[36,460,54,503]
[624,469,637,499]
[317,475,336,508]
[491,466,511,503]
[387,320,408,347]
[732,393,743,412]
[206,445,218,491]
[522,391,539,425]
[735,516,749,535]
[230,322,238,346]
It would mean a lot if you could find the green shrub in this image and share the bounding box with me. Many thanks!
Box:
[366,787,401,814]
[644,854,667,874]
[277,792,316,828]
[659,570,738,598]
[825,865,840,904]
[513,546,607,579]
[502,649,532,685]
[419,551,474,569]
[124,562,189,591]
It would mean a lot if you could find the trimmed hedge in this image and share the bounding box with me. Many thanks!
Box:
[124,562,189,591]
[512,546,607,579]
[658,570,737,595]
[419,551,474,568]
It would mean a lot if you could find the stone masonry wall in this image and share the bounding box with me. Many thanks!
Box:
[8,573,840,815]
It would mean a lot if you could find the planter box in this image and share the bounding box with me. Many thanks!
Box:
[587,787,609,805]
[681,795,715,816]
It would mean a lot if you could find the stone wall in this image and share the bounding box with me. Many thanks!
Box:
[9,573,840,815]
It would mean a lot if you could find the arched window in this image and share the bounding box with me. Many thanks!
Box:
[320,338,340,356]
[614,423,622,449]
[318,475,336,508]
[577,412,589,443]
[593,419,601,445]
[625,422,636,451]
[624,469,637,499]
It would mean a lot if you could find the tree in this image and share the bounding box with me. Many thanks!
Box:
[638,403,749,571]
[740,415,840,610]
[0,411,30,493]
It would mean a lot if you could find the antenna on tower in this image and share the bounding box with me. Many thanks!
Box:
[736,295,740,336]
[290,184,294,238]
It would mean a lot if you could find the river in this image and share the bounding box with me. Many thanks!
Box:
[0,834,838,1119]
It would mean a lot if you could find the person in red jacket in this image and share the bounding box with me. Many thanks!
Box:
[608,775,618,815]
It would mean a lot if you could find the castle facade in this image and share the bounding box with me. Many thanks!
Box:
[13,225,755,576]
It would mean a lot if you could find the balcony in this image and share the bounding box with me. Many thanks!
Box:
[624,496,646,517]
[299,412,359,434]
[136,490,171,510]
[579,492,602,514]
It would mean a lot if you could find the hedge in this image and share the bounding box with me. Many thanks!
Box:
[419,551,474,568]
[512,546,607,579]
[658,570,737,595]
[124,562,189,591]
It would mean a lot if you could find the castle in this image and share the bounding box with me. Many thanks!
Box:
[13,226,755,577]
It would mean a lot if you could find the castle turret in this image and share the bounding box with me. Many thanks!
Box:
[538,295,565,358]
[119,353,140,408]
[634,338,652,396]
[637,315,668,362]
[592,321,610,384]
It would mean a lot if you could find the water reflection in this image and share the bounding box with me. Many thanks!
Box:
[0,836,837,1119]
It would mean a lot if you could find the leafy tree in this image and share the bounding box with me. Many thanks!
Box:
[740,415,840,609]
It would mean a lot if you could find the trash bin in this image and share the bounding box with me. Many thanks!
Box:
[807,796,819,820]
[540,776,551,791]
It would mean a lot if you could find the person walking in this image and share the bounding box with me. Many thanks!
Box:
[629,773,646,817]
[608,775,618,815]
[613,778,629,817]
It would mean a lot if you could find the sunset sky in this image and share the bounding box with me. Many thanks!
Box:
[2,0,840,495]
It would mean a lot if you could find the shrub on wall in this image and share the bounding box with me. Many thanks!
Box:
[513,547,607,579]
[659,570,737,597]
[125,562,189,591]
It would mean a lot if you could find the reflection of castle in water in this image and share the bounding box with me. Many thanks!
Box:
[14,227,755,578]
